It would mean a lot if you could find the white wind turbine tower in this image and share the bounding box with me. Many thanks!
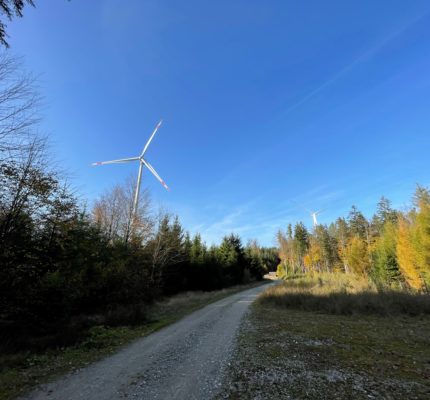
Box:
[290,200,324,228]
[92,120,169,222]
[311,210,322,227]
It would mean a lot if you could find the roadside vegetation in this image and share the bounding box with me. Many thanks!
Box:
[0,282,266,400]
[277,188,430,293]
[222,187,430,398]
[0,52,278,398]
[219,273,430,399]
[260,273,430,316]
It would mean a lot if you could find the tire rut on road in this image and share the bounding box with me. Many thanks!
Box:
[22,283,274,400]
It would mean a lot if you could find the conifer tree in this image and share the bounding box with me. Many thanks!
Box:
[294,222,309,272]
[217,234,245,285]
[333,217,350,272]
[348,205,368,239]
[375,197,398,227]
[190,233,206,265]
[371,221,401,288]
[0,1,35,47]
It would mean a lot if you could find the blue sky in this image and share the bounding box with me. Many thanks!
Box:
[7,0,430,245]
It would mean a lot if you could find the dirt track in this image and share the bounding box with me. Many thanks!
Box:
[22,283,273,400]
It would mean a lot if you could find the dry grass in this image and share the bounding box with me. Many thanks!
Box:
[259,273,430,316]
[0,281,266,400]
[218,274,430,399]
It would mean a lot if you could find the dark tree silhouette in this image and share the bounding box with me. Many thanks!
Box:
[0,0,35,47]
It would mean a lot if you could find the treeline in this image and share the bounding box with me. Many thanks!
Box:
[0,150,278,347]
[0,52,278,349]
[277,189,430,292]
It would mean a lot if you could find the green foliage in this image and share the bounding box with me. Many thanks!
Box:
[412,185,430,288]
[276,263,286,279]
[0,155,273,351]
[375,197,398,229]
[314,225,339,271]
[370,221,401,289]
[277,185,430,291]
[348,205,368,239]
[0,53,276,355]
[293,222,309,260]
[190,233,206,265]
[216,234,246,285]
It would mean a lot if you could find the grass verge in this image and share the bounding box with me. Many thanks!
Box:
[259,273,430,316]
[218,274,430,399]
[0,281,266,400]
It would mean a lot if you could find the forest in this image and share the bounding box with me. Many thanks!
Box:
[277,190,430,292]
[0,52,278,351]
[1,3,429,399]
[1,47,430,355]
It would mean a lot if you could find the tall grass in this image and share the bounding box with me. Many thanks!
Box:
[259,273,430,316]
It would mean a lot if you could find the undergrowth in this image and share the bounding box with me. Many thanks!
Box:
[0,281,265,400]
[259,273,430,316]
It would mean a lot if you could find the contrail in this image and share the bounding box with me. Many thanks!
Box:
[282,9,430,117]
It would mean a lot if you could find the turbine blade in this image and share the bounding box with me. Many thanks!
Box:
[289,199,311,214]
[141,120,163,157]
[91,157,139,166]
[142,159,169,191]
[92,158,138,166]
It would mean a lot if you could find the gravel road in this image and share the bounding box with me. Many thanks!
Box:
[22,282,273,400]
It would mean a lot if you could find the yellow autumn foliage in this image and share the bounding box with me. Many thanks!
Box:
[396,217,422,290]
[413,198,430,287]
[345,236,370,276]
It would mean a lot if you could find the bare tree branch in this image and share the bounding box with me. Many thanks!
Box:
[0,52,41,160]
[92,176,153,244]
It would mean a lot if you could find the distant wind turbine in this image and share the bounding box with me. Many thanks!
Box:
[92,120,169,222]
[311,210,322,227]
[290,199,324,228]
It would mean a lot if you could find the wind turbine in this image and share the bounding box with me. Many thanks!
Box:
[311,210,322,227]
[290,200,324,228]
[92,120,169,222]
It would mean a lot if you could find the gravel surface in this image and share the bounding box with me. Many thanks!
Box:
[217,304,430,400]
[21,283,273,400]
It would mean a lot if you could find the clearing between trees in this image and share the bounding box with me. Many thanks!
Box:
[218,273,430,400]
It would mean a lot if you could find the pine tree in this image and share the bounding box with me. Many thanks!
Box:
[348,205,368,239]
[294,222,309,272]
[190,233,206,265]
[371,221,401,288]
[0,1,35,47]
[376,197,398,226]
[333,217,350,272]
[217,234,245,285]
[314,225,339,272]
